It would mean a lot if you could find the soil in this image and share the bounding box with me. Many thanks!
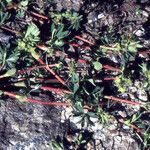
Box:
[0,0,150,150]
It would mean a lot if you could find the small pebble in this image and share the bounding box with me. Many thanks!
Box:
[88,19,93,23]
[98,13,105,19]
[118,111,127,118]
[142,11,149,17]
[134,29,145,37]
[137,90,147,101]
[114,135,122,143]
[145,6,150,12]
[93,130,106,140]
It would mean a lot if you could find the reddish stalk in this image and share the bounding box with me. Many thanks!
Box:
[103,65,122,72]
[0,26,21,35]
[9,77,60,84]
[130,124,143,133]
[40,86,73,94]
[3,91,71,106]
[17,64,58,74]
[104,96,142,106]
[75,35,95,45]
[138,50,150,55]
[119,119,143,133]
[37,57,66,86]
[103,77,117,81]
[37,44,49,51]
[16,78,27,81]
[77,59,88,64]
[34,78,60,83]
[29,11,49,20]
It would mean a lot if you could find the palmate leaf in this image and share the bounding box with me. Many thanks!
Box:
[20,0,28,7]
[56,24,69,39]
[92,61,102,71]
[6,0,12,3]
[51,140,64,150]
[0,11,10,25]
[0,46,20,69]
[25,23,40,38]
[1,68,16,78]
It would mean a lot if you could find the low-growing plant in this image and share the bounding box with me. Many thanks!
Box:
[0,11,10,26]
[73,102,98,127]
[46,23,69,53]
[51,10,82,31]
[0,45,20,70]
[0,1,149,149]
[124,113,142,127]
[115,74,132,93]
[51,140,64,150]
[74,132,87,149]
[17,23,40,51]
[16,0,29,18]
[140,63,150,91]
[143,127,150,149]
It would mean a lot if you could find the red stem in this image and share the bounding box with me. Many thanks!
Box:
[104,96,142,106]
[138,50,150,55]
[3,91,71,106]
[37,44,49,51]
[103,65,122,72]
[0,26,21,35]
[29,11,49,20]
[119,119,143,133]
[77,59,88,64]
[37,58,66,86]
[17,64,58,74]
[75,35,95,45]
[40,86,72,94]
[103,77,117,81]
[26,98,71,106]
[35,78,60,83]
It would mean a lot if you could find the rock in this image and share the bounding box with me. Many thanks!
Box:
[142,11,149,17]
[118,111,127,118]
[145,6,150,12]
[61,106,73,123]
[0,32,13,45]
[114,135,122,143]
[93,130,106,140]
[134,28,145,37]
[0,99,67,149]
[98,13,105,19]
[136,90,147,101]
[56,0,83,11]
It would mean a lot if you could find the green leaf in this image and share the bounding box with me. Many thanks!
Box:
[88,79,96,86]
[20,0,28,7]
[87,112,98,118]
[6,0,12,3]
[0,11,10,25]
[128,46,136,52]
[51,140,64,150]
[136,44,143,48]
[92,61,102,71]
[25,23,39,38]
[2,68,16,77]
[51,23,55,33]
[75,102,84,113]
[0,90,3,96]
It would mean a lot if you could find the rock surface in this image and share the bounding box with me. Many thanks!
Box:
[0,99,66,150]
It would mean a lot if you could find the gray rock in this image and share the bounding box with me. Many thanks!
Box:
[0,98,67,150]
